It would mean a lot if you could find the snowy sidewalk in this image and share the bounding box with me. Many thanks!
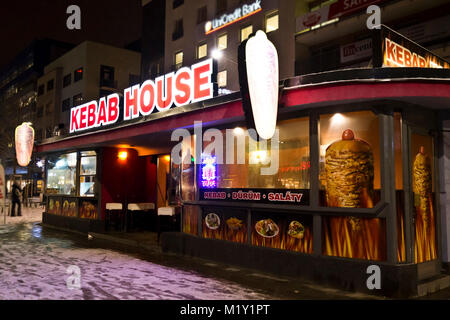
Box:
[0,205,43,225]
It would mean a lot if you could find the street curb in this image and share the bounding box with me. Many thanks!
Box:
[40,223,162,255]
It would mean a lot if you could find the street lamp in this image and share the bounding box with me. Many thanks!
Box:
[211,49,237,65]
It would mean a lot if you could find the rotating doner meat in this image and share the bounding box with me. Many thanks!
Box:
[413,147,432,228]
[15,122,35,167]
[325,129,374,230]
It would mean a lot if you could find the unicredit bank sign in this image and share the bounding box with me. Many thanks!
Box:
[205,0,262,35]
[70,59,215,133]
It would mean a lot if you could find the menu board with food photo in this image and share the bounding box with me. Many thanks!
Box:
[62,199,78,218]
[202,208,248,243]
[47,197,62,215]
[202,211,224,240]
[224,212,247,244]
[251,213,313,253]
[79,200,98,219]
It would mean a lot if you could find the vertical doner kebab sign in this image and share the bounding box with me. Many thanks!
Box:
[15,122,35,167]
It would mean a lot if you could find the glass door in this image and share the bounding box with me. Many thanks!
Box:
[156,155,171,209]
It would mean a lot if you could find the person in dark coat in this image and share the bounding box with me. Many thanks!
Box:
[11,182,22,217]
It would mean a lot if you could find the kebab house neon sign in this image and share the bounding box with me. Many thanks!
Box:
[70,59,215,133]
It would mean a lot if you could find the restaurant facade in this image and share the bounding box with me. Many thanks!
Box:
[35,26,450,297]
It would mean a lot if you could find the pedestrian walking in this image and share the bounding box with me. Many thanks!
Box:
[11,182,22,217]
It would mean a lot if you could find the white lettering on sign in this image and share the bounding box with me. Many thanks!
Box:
[205,0,262,34]
[70,59,214,133]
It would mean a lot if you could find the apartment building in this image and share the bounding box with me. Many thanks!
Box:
[163,0,297,93]
[295,0,450,74]
[35,41,141,141]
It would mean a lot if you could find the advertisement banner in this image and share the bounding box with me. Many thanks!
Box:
[373,25,450,69]
[340,38,373,64]
[296,6,330,32]
[200,188,310,206]
[296,0,388,33]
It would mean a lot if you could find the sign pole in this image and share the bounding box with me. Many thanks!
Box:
[0,163,5,224]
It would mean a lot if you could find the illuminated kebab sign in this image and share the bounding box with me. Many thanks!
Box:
[70,59,216,133]
[204,0,262,35]
[374,25,450,69]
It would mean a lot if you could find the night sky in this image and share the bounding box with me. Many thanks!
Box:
[0,0,143,70]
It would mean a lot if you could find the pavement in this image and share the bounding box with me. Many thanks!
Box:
[0,207,448,300]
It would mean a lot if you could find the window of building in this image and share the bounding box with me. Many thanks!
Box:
[74,67,83,82]
[80,151,97,197]
[37,105,44,118]
[179,117,310,193]
[265,11,279,33]
[73,93,83,107]
[46,153,77,196]
[63,74,71,88]
[45,101,53,115]
[173,19,184,41]
[216,0,227,14]
[100,65,115,87]
[197,6,207,24]
[173,0,184,9]
[217,33,227,50]
[174,51,184,70]
[197,43,208,59]
[100,65,114,81]
[217,70,227,88]
[241,25,253,42]
[38,84,45,96]
[319,110,380,208]
[45,126,53,139]
[62,98,71,112]
[47,79,54,92]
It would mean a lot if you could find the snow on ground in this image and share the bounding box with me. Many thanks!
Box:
[0,204,43,225]
[0,222,271,300]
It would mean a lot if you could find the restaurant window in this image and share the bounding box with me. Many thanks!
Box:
[47,79,54,92]
[265,11,279,33]
[319,110,381,208]
[173,19,184,41]
[217,70,227,88]
[73,93,82,107]
[74,67,83,82]
[411,132,437,263]
[37,84,44,96]
[217,33,227,50]
[80,151,97,197]
[205,117,310,190]
[63,74,71,88]
[174,51,184,70]
[62,98,71,112]
[320,110,386,262]
[216,0,227,14]
[197,5,207,24]
[241,25,253,42]
[180,135,196,201]
[46,153,77,196]
[197,43,208,60]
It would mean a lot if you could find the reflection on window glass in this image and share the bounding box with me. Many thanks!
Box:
[319,111,380,208]
[80,152,97,197]
[46,153,77,195]
[394,112,406,263]
[205,117,310,189]
[181,136,195,201]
